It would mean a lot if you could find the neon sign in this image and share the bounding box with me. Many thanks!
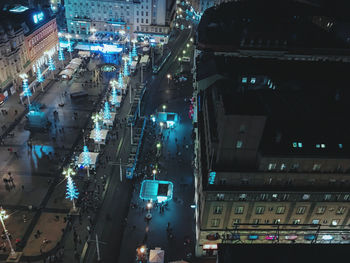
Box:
[208,171,216,184]
[33,12,44,24]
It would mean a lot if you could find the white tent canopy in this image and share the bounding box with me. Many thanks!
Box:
[71,58,83,65]
[102,112,116,128]
[77,152,99,168]
[59,68,75,79]
[89,129,109,144]
[149,248,164,263]
[66,63,80,71]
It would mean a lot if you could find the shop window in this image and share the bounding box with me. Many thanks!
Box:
[236,140,243,149]
[312,219,319,224]
[293,219,301,224]
[336,207,346,214]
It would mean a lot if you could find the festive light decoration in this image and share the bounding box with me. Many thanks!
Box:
[67,40,73,52]
[123,59,129,76]
[104,101,111,120]
[132,42,137,57]
[92,114,103,142]
[48,55,55,71]
[118,72,123,89]
[36,65,44,83]
[58,48,65,61]
[66,175,79,211]
[111,87,118,105]
[22,77,32,97]
[128,51,133,65]
[82,145,91,167]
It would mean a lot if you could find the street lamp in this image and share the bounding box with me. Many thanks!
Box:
[156,142,161,157]
[186,43,190,48]
[167,74,171,84]
[20,73,31,106]
[159,121,164,133]
[183,50,186,54]
[0,207,17,257]
[152,169,157,180]
[62,167,76,178]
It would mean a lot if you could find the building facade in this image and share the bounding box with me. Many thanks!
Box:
[65,0,176,43]
[193,56,350,256]
[0,6,59,96]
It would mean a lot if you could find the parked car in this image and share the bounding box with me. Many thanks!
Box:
[70,91,88,99]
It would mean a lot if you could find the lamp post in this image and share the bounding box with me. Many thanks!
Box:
[167,74,171,85]
[156,142,161,157]
[152,169,157,180]
[0,208,16,257]
[159,121,164,133]
[82,145,91,178]
[162,104,166,112]
[36,64,44,91]
[67,34,73,60]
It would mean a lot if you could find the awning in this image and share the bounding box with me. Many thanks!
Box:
[149,249,164,263]
[0,94,5,102]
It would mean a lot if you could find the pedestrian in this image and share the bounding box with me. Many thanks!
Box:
[21,185,24,191]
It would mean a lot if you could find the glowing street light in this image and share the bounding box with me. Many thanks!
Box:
[162,104,167,112]
[67,34,73,60]
[167,74,171,84]
[183,50,186,54]
[0,207,17,258]
[147,200,153,209]
[62,167,76,178]
[156,142,161,157]
[186,43,190,48]
[190,37,193,42]
[140,246,146,254]
[159,121,164,132]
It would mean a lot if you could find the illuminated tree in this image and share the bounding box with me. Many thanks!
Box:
[48,55,55,71]
[36,65,44,83]
[104,101,111,120]
[132,42,137,58]
[22,77,32,97]
[58,48,65,61]
[123,59,129,77]
[111,87,118,105]
[66,175,79,211]
[82,145,91,167]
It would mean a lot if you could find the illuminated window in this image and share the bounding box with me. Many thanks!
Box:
[268,163,276,170]
[336,207,346,214]
[321,144,326,148]
[211,218,220,227]
[324,194,332,201]
[313,164,321,171]
[316,144,320,148]
[293,219,301,224]
[239,194,247,200]
[255,206,265,214]
[253,219,260,225]
[296,206,306,214]
[298,142,303,148]
[302,194,310,200]
[235,206,244,214]
[292,142,297,148]
[213,206,223,214]
[339,144,343,149]
[250,78,256,84]
[331,220,339,226]
[344,194,350,201]
[232,219,241,225]
[241,77,247,83]
[280,163,286,170]
[312,219,319,224]
[316,206,326,214]
[216,194,225,201]
[276,206,285,214]
[273,219,280,224]
[236,140,243,148]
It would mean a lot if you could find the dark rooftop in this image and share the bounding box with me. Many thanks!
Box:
[202,56,350,157]
[197,0,350,52]
[217,244,350,263]
[0,6,54,36]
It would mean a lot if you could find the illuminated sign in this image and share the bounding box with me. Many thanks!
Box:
[33,12,44,24]
[208,171,216,184]
[203,244,217,250]
[9,6,29,13]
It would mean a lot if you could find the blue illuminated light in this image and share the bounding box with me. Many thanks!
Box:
[9,6,29,13]
[208,171,216,184]
[33,12,44,24]
[339,144,343,149]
